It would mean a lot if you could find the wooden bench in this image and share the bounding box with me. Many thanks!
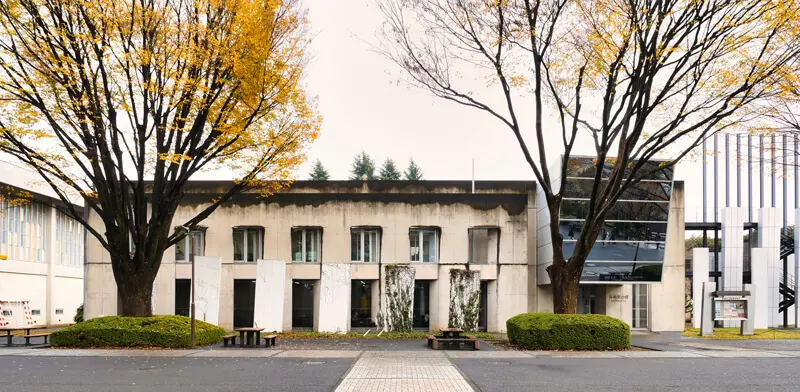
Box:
[431,337,479,350]
[263,334,277,347]
[427,335,436,348]
[23,333,50,346]
[222,334,237,347]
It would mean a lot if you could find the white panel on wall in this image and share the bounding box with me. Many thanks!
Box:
[758,208,781,327]
[253,259,286,331]
[751,248,769,329]
[692,248,709,329]
[193,256,222,326]
[318,263,351,333]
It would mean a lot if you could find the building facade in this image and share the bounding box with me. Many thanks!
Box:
[84,177,685,332]
[0,161,85,327]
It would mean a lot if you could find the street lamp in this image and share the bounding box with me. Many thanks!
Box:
[182,226,196,347]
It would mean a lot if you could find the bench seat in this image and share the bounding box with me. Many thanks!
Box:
[222,334,237,347]
[263,334,277,347]
[22,333,50,346]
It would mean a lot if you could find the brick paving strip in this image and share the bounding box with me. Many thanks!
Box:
[334,351,475,392]
[1,348,799,359]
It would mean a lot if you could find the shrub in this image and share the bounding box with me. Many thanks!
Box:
[506,313,630,350]
[51,315,225,348]
[74,304,84,323]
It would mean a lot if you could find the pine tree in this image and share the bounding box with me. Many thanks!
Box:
[309,159,330,180]
[349,151,376,180]
[379,158,402,180]
[404,158,424,180]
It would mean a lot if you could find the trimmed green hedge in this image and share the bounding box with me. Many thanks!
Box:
[506,313,630,350]
[51,315,225,348]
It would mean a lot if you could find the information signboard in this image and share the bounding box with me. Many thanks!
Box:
[713,298,747,320]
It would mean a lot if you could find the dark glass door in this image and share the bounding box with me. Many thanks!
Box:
[292,280,315,328]
[175,279,190,317]
[351,280,374,328]
[233,279,256,328]
[413,281,430,329]
[478,281,488,332]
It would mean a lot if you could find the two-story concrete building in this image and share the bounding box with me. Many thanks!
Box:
[83,176,685,332]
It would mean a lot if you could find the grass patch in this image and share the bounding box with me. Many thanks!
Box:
[51,315,225,348]
[269,330,498,339]
[682,328,800,340]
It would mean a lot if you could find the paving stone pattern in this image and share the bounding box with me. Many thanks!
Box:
[335,352,474,392]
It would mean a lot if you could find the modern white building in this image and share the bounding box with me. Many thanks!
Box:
[0,161,85,327]
[83,174,686,332]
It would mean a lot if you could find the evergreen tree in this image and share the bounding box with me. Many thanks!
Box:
[379,158,402,180]
[309,159,330,180]
[349,151,376,180]
[404,158,424,180]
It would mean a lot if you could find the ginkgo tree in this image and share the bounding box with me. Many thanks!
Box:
[0,0,320,316]
[379,0,800,313]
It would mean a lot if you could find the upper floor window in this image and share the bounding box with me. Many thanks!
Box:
[292,227,321,262]
[233,227,263,263]
[410,227,438,263]
[469,227,499,264]
[175,229,205,262]
[351,228,380,262]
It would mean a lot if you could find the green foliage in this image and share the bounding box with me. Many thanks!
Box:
[350,151,376,180]
[74,304,84,323]
[51,315,225,348]
[309,159,330,180]
[506,313,630,350]
[404,158,423,180]
[382,264,413,331]
[448,269,480,330]
[379,158,402,180]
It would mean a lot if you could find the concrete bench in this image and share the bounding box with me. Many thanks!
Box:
[263,334,277,347]
[23,333,50,346]
[222,334,237,347]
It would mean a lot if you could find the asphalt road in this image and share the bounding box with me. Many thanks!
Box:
[455,358,800,392]
[2,356,800,392]
[0,356,354,392]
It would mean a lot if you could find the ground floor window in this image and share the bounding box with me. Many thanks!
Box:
[234,279,256,328]
[413,280,430,329]
[175,279,190,317]
[632,284,649,329]
[578,285,597,314]
[292,280,315,329]
[351,280,375,328]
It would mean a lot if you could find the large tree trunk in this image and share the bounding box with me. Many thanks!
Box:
[548,260,582,314]
[116,272,155,317]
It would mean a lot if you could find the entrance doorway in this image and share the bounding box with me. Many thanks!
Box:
[478,281,488,332]
[577,286,597,314]
[175,279,190,317]
[351,280,374,328]
[233,279,256,328]
[413,281,430,329]
[292,280,315,329]
[632,284,649,329]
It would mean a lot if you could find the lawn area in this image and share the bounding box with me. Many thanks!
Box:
[271,330,497,340]
[682,328,800,340]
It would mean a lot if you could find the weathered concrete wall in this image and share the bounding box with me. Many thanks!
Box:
[692,248,709,329]
[603,285,633,326]
[649,181,685,332]
[448,269,481,330]
[496,265,529,332]
[318,263,351,333]
[254,260,286,331]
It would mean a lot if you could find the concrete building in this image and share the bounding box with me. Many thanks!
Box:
[84,175,685,332]
[0,161,85,327]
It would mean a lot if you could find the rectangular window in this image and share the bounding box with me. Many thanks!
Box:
[410,228,438,263]
[351,229,380,262]
[175,230,205,262]
[2,310,11,316]
[31,309,41,316]
[469,227,499,264]
[55,309,64,315]
[292,228,321,262]
[233,227,264,262]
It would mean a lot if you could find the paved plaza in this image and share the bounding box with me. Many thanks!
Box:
[2,341,800,392]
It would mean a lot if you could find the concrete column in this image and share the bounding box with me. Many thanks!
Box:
[604,285,633,327]
[253,259,286,331]
[318,263,351,333]
[46,208,57,326]
[649,181,685,332]
[692,248,710,328]
[751,248,769,329]
[795,209,800,329]
[486,280,498,332]
[721,208,745,293]
[758,208,781,327]
[193,256,222,326]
